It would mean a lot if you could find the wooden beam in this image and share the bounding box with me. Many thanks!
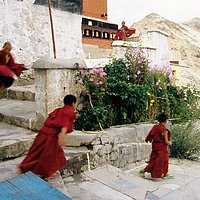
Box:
[47,0,56,59]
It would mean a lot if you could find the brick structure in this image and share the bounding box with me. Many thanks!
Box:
[82,0,107,20]
[82,0,118,49]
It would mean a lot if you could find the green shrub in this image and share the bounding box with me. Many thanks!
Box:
[74,46,200,131]
[170,122,200,160]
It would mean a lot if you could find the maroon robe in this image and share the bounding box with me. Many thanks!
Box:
[0,50,27,88]
[19,105,76,178]
[115,25,136,40]
[144,124,170,178]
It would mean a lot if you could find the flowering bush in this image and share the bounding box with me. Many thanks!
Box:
[74,47,199,131]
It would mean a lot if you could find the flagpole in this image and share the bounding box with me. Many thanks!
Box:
[47,0,56,59]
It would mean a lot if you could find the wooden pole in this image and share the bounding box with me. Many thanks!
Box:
[47,0,56,59]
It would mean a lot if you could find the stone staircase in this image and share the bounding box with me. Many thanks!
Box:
[0,84,94,194]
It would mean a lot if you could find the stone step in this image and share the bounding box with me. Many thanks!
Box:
[63,165,157,200]
[61,146,91,177]
[0,146,91,181]
[0,98,35,130]
[0,121,92,162]
[0,122,36,160]
[3,85,35,101]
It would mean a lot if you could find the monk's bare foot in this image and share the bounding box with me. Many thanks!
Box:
[139,169,145,178]
[44,172,59,181]
[162,174,174,179]
[16,166,22,174]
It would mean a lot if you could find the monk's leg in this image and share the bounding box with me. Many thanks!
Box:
[151,150,165,178]
[163,150,169,176]
[143,150,157,173]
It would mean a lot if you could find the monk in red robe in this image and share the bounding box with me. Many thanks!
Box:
[115,21,136,40]
[140,114,173,179]
[0,42,27,91]
[18,95,77,180]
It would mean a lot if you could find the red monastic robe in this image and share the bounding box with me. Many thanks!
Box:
[115,25,136,40]
[0,50,27,88]
[144,124,170,178]
[19,105,76,178]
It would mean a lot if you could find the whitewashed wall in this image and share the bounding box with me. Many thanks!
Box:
[0,0,83,67]
[146,29,169,66]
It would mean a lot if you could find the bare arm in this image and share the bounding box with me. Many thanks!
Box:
[58,127,68,147]
[163,130,172,146]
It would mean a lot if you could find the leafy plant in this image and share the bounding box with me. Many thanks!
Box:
[74,46,200,131]
[170,122,200,160]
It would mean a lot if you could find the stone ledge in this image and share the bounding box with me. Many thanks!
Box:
[5,85,35,101]
[33,58,86,69]
[0,122,36,160]
[0,99,36,130]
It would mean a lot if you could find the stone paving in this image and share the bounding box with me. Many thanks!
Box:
[0,149,200,200]
[63,159,200,200]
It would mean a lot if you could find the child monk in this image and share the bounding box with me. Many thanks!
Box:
[140,114,173,179]
[18,94,77,180]
[0,42,27,91]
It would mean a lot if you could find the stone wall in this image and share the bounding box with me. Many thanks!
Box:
[61,123,154,177]
[0,0,83,68]
[33,58,85,127]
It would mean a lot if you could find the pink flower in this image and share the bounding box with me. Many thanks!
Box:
[102,88,106,91]
[93,68,98,73]
[184,97,187,101]
[89,77,94,82]
[92,93,95,95]
[81,70,85,75]
[125,63,129,68]
[99,81,103,85]
[136,70,141,75]
[99,72,107,77]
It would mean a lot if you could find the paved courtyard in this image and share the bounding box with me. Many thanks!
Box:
[64,159,200,200]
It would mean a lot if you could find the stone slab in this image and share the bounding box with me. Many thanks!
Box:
[83,165,157,200]
[0,99,35,129]
[128,159,200,199]
[99,124,154,145]
[66,131,98,147]
[5,85,35,101]
[0,122,36,160]
[63,174,133,200]
[64,146,91,160]
[160,178,200,200]
[33,58,86,69]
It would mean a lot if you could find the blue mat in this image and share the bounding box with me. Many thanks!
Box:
[0,172,71,200]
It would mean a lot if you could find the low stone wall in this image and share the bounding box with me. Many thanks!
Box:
[61,123,154,177]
